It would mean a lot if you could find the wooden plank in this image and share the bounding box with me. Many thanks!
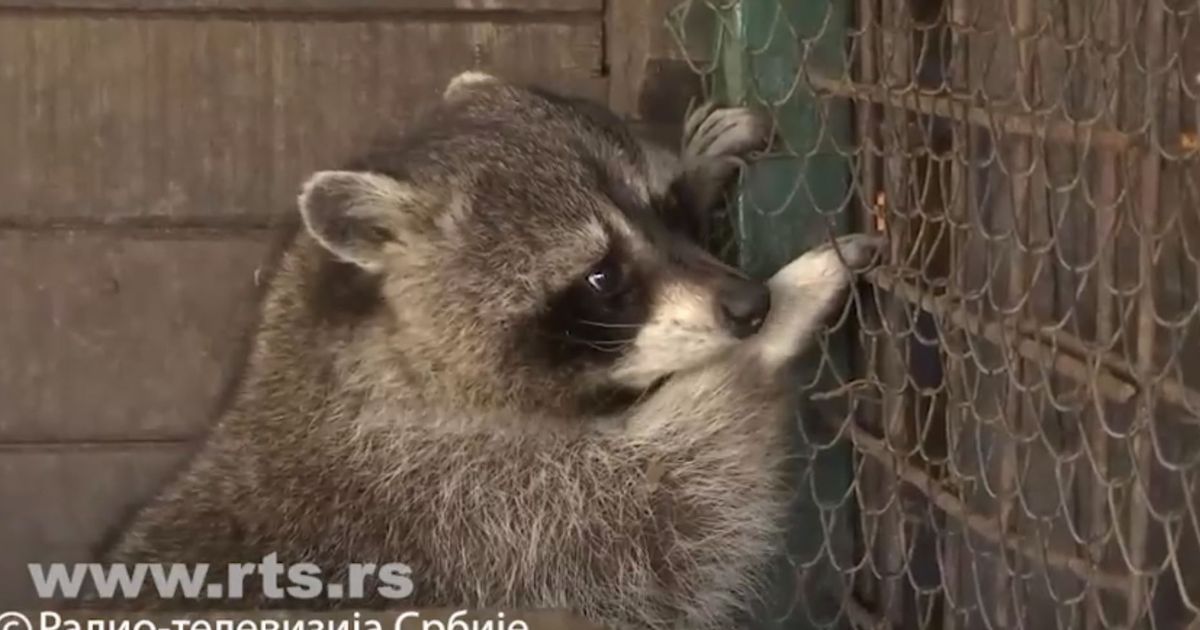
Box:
[606,0,702,123]
[0,15,604,224]
[605,0,654,119]
[0,233,274,442]
[0,0,601,13]
[0,445,192,607]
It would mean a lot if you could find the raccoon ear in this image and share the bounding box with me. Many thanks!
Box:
[297,170,416,272]
[442,70,502,102]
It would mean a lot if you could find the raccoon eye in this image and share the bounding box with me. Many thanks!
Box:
[585,262,623,295]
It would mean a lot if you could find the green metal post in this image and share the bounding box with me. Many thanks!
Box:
[715,0,857,627]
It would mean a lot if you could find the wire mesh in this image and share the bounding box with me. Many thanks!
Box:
[668,0,1200,628]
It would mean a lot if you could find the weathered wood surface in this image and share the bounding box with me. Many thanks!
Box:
[0,446,193,604]
[0,232,274,442]
[0,16,603,225]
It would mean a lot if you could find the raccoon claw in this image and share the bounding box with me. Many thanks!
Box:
[683,100,717,146]
[825,233,887,273]
[683,104,771,162]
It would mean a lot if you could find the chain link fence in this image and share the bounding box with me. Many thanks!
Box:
[667,0,1200,628]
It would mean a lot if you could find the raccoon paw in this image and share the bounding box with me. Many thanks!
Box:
[754,233,885,369]
[816,233,887,273]
[682,102,771,162]
[675,103,771,218]
[770,233,886,290]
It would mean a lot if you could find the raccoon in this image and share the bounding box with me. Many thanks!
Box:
[102,72,884,629]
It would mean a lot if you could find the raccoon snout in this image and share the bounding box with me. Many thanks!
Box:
[716,278,771,339]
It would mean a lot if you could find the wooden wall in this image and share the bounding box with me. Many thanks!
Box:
[0,0,693,607]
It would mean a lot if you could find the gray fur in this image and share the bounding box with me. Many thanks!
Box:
[102,73,883,629]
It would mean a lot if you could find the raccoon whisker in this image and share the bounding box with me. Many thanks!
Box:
[575,337,636,350]
[575,319,645,330]
[539,332,636,353]
[564,331,638,345]
[570,340,633,354]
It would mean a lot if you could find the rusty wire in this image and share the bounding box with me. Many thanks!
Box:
[670,0,1200,628]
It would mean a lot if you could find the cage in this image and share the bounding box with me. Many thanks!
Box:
[668,0,1200,628]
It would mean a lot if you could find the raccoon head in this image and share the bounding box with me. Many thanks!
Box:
[296,73,769,413]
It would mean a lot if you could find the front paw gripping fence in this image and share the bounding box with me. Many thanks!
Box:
[668,0,1200,628]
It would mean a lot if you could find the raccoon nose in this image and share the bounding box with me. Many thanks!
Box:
[717,279,771,339]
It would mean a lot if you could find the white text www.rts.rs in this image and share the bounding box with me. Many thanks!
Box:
[27,554,414,601]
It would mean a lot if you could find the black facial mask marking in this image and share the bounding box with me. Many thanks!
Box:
[523,240,652,370]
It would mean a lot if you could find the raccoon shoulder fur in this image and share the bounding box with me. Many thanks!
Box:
[104,72,884,629]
